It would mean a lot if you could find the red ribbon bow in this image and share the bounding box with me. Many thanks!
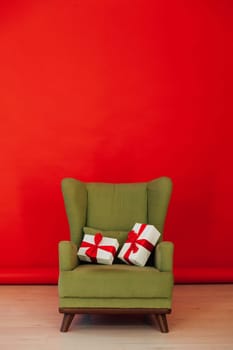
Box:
[80,233,117,263]
[124,224,154,264]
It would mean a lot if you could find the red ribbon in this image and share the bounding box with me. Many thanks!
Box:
[80,233,117,263]
[124,224,154,264]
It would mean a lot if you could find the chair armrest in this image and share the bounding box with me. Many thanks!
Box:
[155,241,174,272]
[59,241,78,271]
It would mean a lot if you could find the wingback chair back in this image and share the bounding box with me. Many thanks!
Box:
[62,177,172,245]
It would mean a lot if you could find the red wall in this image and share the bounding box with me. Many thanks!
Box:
[0,0,232,283]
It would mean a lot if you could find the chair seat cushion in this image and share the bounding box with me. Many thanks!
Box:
[58,264,173,298]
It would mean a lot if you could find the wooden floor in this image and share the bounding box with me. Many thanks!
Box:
[0,284,232,350]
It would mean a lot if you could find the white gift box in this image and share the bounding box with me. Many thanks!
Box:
[77,233,119,265]
[118,223,160,267]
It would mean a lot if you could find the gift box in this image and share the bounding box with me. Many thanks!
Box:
[118,223,160,266]
[77,233,119,265]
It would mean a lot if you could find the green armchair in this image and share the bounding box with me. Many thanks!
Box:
[58,177,174,332]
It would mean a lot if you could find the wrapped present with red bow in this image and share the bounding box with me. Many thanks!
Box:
[77,233,119,265]
[118,223,160,266]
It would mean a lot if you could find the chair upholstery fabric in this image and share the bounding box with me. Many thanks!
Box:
[59,177,174,311]
[86,182,147,230]
[59,264,173,298]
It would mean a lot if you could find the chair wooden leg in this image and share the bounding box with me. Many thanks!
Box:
[155,313,169,333]
[60,313,75,332]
